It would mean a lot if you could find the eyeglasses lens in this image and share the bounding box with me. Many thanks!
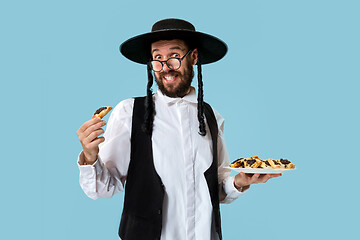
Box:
[151,58,181,72]
[151,61,163,72]
[167,58,180,70]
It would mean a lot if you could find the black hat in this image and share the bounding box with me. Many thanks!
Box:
[120,18,227,64]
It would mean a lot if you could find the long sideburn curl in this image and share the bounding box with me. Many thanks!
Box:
[197,58,206,136]
[143,62,155,135]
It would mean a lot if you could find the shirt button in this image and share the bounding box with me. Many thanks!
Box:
[158,209,162,214]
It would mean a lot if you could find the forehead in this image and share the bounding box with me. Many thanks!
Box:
[151,39,187,52]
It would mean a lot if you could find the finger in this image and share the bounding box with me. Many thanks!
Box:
[77,117,102,135]
[258,174,272,183]
[83,137,105,159]
[83,136,105,151]
[245,173,258,184]
[83,129,105,145]
[78,121,104,143]
[267,173,282,179]
[88,137,105,148]
[259,174,282,183]
[81,120,107,139]
[85,137,105,153]
[244,173,254,178]
[251,173,261,180]
[79,121,106,139]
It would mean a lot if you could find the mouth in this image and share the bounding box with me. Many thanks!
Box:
[162,74,178,83]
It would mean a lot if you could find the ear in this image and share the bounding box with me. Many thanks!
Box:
[191,49,198,65]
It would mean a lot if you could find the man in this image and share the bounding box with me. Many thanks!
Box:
[77,18,281,240]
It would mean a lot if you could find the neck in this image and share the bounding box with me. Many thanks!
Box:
[160,87,192,98]
[178,87,191,98]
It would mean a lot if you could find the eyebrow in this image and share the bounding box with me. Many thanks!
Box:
[151,46,185,54]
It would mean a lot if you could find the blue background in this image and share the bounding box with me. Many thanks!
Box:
[1,0,359,239]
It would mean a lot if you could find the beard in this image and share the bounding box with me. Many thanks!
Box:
[154,61,194,98]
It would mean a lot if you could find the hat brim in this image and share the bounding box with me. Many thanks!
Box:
[120,29,227,65]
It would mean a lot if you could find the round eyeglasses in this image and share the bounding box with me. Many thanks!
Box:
[150,50,192,72]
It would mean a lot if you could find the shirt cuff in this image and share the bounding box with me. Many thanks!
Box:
[77,153,103,178]
[77,153,105,200]
[222,175,249,203]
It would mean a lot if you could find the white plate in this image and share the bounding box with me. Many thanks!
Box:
[225,166,295,174]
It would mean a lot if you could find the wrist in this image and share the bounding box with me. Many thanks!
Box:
[84,157,96,165]
[81,151,96,165]
[234,180,250,192]
[84,159,96,165]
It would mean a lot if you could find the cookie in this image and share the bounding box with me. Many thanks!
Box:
[277,159,296,169]
[230,158,245,168]
[94,106,112,119]
[243,157,262,168]
[259,159,273,169]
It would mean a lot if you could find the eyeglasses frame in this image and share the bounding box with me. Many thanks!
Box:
[150,49,193,72]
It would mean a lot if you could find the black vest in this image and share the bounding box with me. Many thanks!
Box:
[118,97,222,240]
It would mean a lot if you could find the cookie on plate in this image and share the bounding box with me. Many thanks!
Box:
[230,158,245,168]
[277,159,295,169]
[243,157,262,168]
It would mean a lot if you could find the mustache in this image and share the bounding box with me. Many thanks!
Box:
[159,70,182,78]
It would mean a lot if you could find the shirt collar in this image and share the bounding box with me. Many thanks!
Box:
[156,87,198,104]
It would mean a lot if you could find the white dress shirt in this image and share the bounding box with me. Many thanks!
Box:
[78,87,246,240]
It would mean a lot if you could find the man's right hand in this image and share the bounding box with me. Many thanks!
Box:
[76,116,107,164]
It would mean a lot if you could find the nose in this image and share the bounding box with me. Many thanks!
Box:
[161,61,171,72]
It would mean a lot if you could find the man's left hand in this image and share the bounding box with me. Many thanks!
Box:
[234,172,282,192]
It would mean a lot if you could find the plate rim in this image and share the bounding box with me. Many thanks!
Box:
[224,166,295,173]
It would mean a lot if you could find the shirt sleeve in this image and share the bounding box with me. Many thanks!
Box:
[212,108,248,204]
[77,98,134,200]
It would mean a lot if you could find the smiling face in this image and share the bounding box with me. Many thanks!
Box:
[151,39,198,98]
